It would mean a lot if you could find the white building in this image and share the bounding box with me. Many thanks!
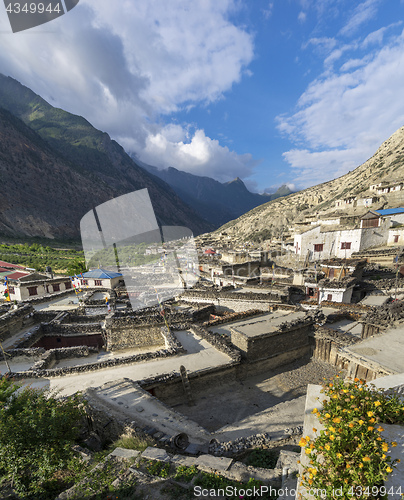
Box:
[294,213,390,261]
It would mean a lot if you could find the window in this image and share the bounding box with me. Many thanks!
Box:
[94,280,102,286]
[53,284,60,292]
[341,242,351,250]
[8,286,14,295]
[64,281,72,290]
[28,286,38,296]
[314,244,324,252]
[394,235,399,243]
[327,294,333,301]
[81,279,88,286]
[362,218,379,228]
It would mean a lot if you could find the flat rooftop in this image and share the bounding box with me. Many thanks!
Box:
[230,310,306,338]
[343,326,404,374]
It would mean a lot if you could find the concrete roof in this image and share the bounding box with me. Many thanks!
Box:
[360,294,391,306]
[343,326,404,374]
[231,310,306,338]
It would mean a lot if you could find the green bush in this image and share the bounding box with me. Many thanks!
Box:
[246,449,279,469]
[0,377,86,497]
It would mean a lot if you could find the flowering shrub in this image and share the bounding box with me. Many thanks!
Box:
[299,376,403,500]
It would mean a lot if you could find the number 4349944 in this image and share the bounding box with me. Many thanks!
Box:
[6,3,62,14]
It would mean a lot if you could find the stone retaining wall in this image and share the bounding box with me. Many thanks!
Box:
[209,426,303,457]
[190,325,242,363]
[23,289,77,305]
[202,309,264,327]
[0,304,35,342]
[103,310,193,350]
[9,327,184,379]
[231,318,314,362]
[312,326,361,369]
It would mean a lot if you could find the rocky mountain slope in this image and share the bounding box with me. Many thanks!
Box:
[0,74,212,239]
[136,160,293,227]
[208,125,404,245]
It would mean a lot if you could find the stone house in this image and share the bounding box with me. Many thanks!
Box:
[4,272,73,301]
[294,214,390,261]
[78,269,123,289]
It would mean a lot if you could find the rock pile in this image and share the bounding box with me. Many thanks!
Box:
[209,426,303,457]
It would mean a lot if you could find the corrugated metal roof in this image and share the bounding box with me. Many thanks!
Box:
[0,261,25,269]
[82,269,123,279]
[375,208,404,216]
[6,271,30,280]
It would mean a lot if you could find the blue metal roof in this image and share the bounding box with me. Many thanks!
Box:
[82,269,123,279]
[375,208,404,216]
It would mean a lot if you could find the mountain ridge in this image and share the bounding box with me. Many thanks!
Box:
[209,125,404,245]
[0,74,212,239]
[135,159,293,227]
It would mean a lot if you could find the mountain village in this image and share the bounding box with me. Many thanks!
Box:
[0,71,404,498]
[1,143,404,497]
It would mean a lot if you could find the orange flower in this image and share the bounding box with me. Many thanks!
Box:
[374,401,381,407]
[367,411,374,417]
[392,441,397,447]
[386,466,393,473]
[368,426,374,431]
[362,457,371,462]
[332,417,341,423]
[382,442,388,452]
[348,423,354,428]
[377,426,384,432]
[325,413,331,419]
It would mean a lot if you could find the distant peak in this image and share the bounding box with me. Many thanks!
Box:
[227,177,245,186]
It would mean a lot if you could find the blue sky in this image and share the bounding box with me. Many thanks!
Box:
[1,0,404,193]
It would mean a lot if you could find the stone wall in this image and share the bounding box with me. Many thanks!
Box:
[105,318,165,351]
[361,300,404,339]
[202,309,264,328]
[179,294,283,313]
[209,427,303,457]
[230,319,314,362]
[9,328,184,379]
[190,325,242,363]
[23,288,77,305]
[312,327,359,369]
[0,304,35,342]
[103,308,194,350]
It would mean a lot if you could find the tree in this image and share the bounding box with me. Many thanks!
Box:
[67,258,87,276]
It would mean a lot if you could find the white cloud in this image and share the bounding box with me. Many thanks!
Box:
[298,11,307,23]
[0,0,255,181]
[278,28,404,188]
[136,126,258,182]
[303,37,337,53]
[339,0,381,36]
[263,2,274,20]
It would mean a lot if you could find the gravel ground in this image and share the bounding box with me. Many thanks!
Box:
[165,354,344,433]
